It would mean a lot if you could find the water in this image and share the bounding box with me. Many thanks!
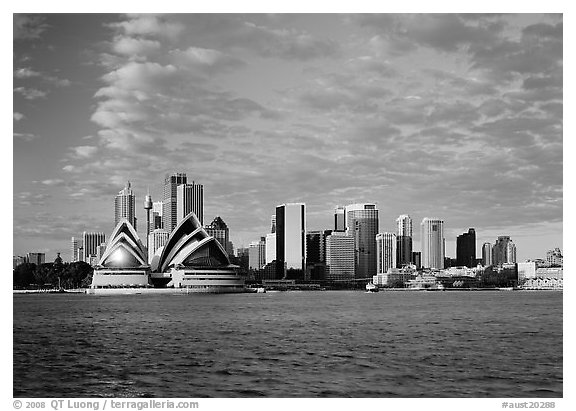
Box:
[13,291,562,397]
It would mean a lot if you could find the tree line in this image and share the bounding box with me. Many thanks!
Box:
[13,259,93,289]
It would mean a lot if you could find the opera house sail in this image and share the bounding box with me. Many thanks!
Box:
[150,212,245,293]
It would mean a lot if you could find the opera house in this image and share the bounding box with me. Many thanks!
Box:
[90,212,245,293]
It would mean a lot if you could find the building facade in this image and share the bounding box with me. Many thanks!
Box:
[456,228,476,268]
[82,232,106,264]
[377,232,397,274]
[205,216,232,255]
[276,203,306,279]
[148,229,170,264]
[249,237,266,270]
[26,252,45,266]
[176,181,204,226]
[492,236,517,265]
[420,218,445,269]
[163,172,187,233]
[265,233,276,264]
[325,231,355,282]
[396,214,413,268]
[70,237,80,263]
[346,203,379,278]
[546,248,563,266]
[114,181,136,230]
[334,206,346,232]
[482,242,492,266]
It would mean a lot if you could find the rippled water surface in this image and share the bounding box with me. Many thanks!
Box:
[13,291,562,397]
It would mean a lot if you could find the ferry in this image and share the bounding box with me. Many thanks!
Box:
[366,282,379,293]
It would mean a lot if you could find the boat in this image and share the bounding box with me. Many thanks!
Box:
[366,282,379,293]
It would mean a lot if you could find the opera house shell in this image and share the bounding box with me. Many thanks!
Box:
[91,219,151,288]
[150,212,245,293]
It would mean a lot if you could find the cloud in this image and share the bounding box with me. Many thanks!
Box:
[40,179,66,186]
[13,14,48,41]
[13,132,38,141]
[13,87,47,100]
[169,47,246,74]
[71,146,99,158]
[13,112,25,121]
[108,14,184,40]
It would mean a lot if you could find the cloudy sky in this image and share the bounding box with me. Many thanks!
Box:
[13,13,563,262]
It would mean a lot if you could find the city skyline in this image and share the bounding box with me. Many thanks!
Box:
[13,13,563,261]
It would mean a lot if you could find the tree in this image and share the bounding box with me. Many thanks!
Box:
[13,263,36,288]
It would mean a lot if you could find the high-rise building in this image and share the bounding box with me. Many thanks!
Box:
[151,201,163,231]
[346,203,379,278]
[396,214,413,268]
[270,215,276,234]
[205,217,232,255]
[27,252,45,266]
[163,173,187,232]
[114,181,136,230]
[82,231,106,264]
[70,237,80,263]
[249,237,266,270]
[412,251,422,269]
[148,229,170,264]
[377,232,397,274]
[276,203,306,279]
[176,181,204,226]
[306,230,331,264]
[546,248,563,266]
[492,236,516,265]
[265,233,276,264]
[420,218,445,269]
[96,243,107,264]
[456,228,476,268]
[325,231,355,281]
[334,206,346,232]
[482,242,493,266]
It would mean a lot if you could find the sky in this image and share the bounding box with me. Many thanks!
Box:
[12,13,563,262]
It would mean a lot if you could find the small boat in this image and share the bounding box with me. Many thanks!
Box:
[366,283,379,293]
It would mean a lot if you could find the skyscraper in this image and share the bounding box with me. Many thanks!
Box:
[144,189,153,246]
[306,230,332,264]
[70,236,80,263]
[396,214,413,268]
[148,229,170,264]
[152,201,163,231]
[163,173,187,232]
[82,231,106,264]
[420,218,445,269]
[265,233,276,264]
[114,181,136,229]
[276,203,306,279]
[346,203,379,278]
[325,231,355,281]
[377,232,397,274]
[456,228,476,268]
[249,237,266,270]
[492,236,517,265]
[482,242,493,266]
[176,181,204,226]
[27,252,45,266]
[205,216,232,255]
[334,206,346,232]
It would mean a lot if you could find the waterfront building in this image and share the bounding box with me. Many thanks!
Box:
[149,212,244,293]
[325,231,355,282]
[176,181,204,226]
[373,267,415,287]
[396,214,413,268]
[306,230,332,264]
[276,203,306,279]
[265,233,276,264]
[249,237,266,270]
[26,252,45,266]
[346,203,379,278]
[482,242,492,266]
[420,218,445,269]
[376,232,397,274]
[546,248,563,266]
[82,232,106,264]
[412,251,421,269]
[517,261,537,280]
[456,228,476,268]
[492,236,517,265]
[70,237,80,263]
[115,181,136,230]
[91,219,150,288]
[148,229,170,264]
[163,173,187,233]
[334,206,346,232]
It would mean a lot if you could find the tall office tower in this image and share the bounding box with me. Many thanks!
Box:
[377,232,397,274]
[276,203,306,279]
[96,243,107,264]
[77,246,84,262]
[148,229,170,264]
[306,230,333,264]
[205,216,233,255]
[546,248,563,266]
[456,228,476,268]
[249,237,266,270]
[270,215,276,234]
[345,203,379,278]
[176,181,204,226]
[482,242,493,266]
[420,218,445,269]
[334,206,346,232]
[82,231,106,264]
[492,236,517,265]
[27,252,45,266]
[115,181,136,230]
[325,232,355,281]
[70,237,80,262]
[412,251,422,269]
[396,214,413,268]
[151,201,163,230]
[163,173,187,232]
[144,189,153,246]
[265,233,276,264]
